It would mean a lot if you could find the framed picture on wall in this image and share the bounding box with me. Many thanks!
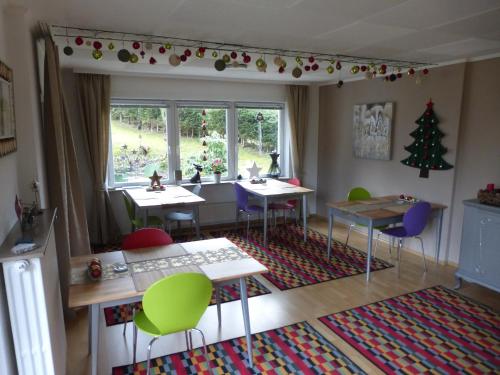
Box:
[353,102,393,160]
[0,60,16,157]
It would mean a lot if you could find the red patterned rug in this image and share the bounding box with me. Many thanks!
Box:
[103,276,270,326]
[319,286,500,374]
[210,223,393,290]
[111,321,364,374]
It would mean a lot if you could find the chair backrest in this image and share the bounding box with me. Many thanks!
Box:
[347,187,371,201]
[122,228,173,250]
[123,192,135,221]
[403,202,432,237]
[142,273,212,334]
[192,184,202,196]
[288,178,301,187]
[234,183,248,210]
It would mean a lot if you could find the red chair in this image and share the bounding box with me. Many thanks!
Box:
[122,228,173,250]
[269,178,301,225]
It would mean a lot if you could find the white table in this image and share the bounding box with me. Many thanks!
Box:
[237,179,314,247]
[69,238,268,375]
[125,186,205,238]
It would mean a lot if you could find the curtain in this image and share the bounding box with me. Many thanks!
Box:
[38,23,91,312]
[76,74,120,245]
[287,85,309,179]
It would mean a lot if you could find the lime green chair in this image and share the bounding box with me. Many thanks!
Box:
[345,187,387,249]
[132,273,212,374]
[123,192,163,231]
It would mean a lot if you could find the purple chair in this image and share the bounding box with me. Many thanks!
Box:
[377,201,431,275]
[234,183,267,239]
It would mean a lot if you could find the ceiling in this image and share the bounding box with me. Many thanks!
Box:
[40,0,500,82]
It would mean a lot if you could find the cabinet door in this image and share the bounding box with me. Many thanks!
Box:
[458,206,479,274]
[477,212,500,287]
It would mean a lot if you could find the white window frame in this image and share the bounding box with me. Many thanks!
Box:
[107,99,288,187]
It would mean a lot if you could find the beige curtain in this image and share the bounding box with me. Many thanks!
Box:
[287,85,309,179]
[39,23,91,312]
[76,74,120,244]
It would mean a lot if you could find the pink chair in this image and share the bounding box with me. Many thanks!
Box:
[122,228,173,250]
[269,178,301,225]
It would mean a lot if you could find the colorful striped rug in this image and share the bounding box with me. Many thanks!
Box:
[103,276,270,326]
[111,321,364,374]
[210,223,393,290]
[319,286,500,374]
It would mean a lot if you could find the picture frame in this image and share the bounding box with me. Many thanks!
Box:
[0,60,16,157]
[353,102,393,160]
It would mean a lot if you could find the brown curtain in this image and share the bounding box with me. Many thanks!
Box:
[39,23,91,312]
[287,85,309,179]
[76,74,120,245]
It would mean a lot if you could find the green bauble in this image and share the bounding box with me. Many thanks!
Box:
[326,65,334,74]
[212,51,218,58]
[256,57,265,68]
[222,54,231,63]
[129,53,139,63]
[92,49,103,60]
[165,43,172,50]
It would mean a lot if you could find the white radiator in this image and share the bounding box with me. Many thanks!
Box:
[2,214,66,375]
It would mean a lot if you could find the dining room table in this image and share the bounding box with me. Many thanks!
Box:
[124,185,205,238]
[326,195,447,282]
[69,237,268,375]
[236,179,314,247]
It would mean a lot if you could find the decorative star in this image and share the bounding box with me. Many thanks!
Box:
[149,170,163,187]
[246,162,262,179]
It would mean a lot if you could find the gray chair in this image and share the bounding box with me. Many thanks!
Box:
[164,184,201,236]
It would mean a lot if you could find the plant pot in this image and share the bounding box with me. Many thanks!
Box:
[214,172,221,183]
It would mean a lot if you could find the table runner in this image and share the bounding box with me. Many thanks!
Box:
[122,244,187,263]
[132,265,203,292]
[340,200,411,214]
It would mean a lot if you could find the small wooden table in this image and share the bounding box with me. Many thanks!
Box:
[125,186,205,238]
[69,238,268,375]
[237,179,314,247]
[326,195,447,282]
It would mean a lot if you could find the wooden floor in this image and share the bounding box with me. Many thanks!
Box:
[66,217,500,374]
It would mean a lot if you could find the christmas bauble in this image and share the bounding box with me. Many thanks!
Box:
[278,66,285,73]
[335,61,342,70]
[397,73,402,78]
[132,41,140,50]
[326,65,334,74]
[230,51,238,59]
[169,54,181,66]
[199,47,206,53]
[165,43,172,50]
[350,65,360,74]
[311,63,319,71]
[257,61,267,72]
[274,56,284,67]
[117,49,130,62]
[129,53,139,63]
[63,46,73,56]
[180,54,187,62]
[308,56,315,63]
[292,66,302,78]
[408,68,415,75]
[378,67,386,75]
[93,41,102,50]
[360,65,367,72]
[212,51,218,58]
[140,50,146,58]
[184,49,192,57]
[222,54,231,63]
[108,42,115,51]
[195,50,204,58]
[337,80,344,88]
[304,65,311,71]
[423,68,429,75]
[214,59,226,71]
[243,55,251,64]
[92,49,103,60]
[149,57,157,65]
[75,36,84,45]
[159,46,166,54]
[256,57,265,68]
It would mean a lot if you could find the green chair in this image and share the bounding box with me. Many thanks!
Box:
[345,187,388,249]
[132,273,212,374]
[123,192,163,231]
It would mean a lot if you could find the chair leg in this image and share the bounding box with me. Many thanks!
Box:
[397,238,403,277]
[188,330,193,351]
[345,224,353,248]
[146,337,158,375]
[373,232,381,257]
[215,286,222,327]
[184,330,190,351]
[192,328,211,372]
[246,214,250,240]
[122,307,129,336]
[132,320,138,367]
[416,236,428,272]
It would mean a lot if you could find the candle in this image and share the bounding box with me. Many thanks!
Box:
[486,183,494,192]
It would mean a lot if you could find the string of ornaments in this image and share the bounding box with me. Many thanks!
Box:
[61,33,431,84]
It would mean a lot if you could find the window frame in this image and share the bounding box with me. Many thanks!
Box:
[108,99,287,187]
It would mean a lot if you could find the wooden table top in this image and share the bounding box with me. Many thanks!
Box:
[125,185,205,208]
[68,238,268,308]
[327,195,447,220]
[237,179,314,197]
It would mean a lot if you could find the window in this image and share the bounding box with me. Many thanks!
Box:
[108,100,285,186]
[236,105,281,177]
[177,105,228,179]
[109,103,169,184]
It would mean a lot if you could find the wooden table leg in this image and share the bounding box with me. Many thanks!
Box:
[239,277,253,368]
[366,221,374,282]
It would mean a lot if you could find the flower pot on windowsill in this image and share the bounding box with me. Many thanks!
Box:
[213,172,222,183]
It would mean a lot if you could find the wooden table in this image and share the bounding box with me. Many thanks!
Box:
[326,195,447,282]
[69,238,268,375]
[125,186,205,238]
[237,179,314,247]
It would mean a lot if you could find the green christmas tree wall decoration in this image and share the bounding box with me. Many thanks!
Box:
[401,99,453,178]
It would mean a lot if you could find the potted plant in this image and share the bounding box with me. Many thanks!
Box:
[211,158,226,183]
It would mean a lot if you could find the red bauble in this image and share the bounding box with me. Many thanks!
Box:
[360,65,367,72]
[199,47,206,53]
[308,56,315,63]
[75,36,84,45]
[159,46,166,54]
[381,64,387,70]
[93,41,102,50]
[243,55,251,64]
[279,66,285,74]
[335,61,342,70]
[132,41,140,49]
[184,49,192,57]
[230,51,237,59]
[408,68,415,75]
[311,63,319,71]
[397,73,402,78]
[304,65,311,72]
[423,68,429,75]
[149,57,157,65]
[180,54,187,62]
